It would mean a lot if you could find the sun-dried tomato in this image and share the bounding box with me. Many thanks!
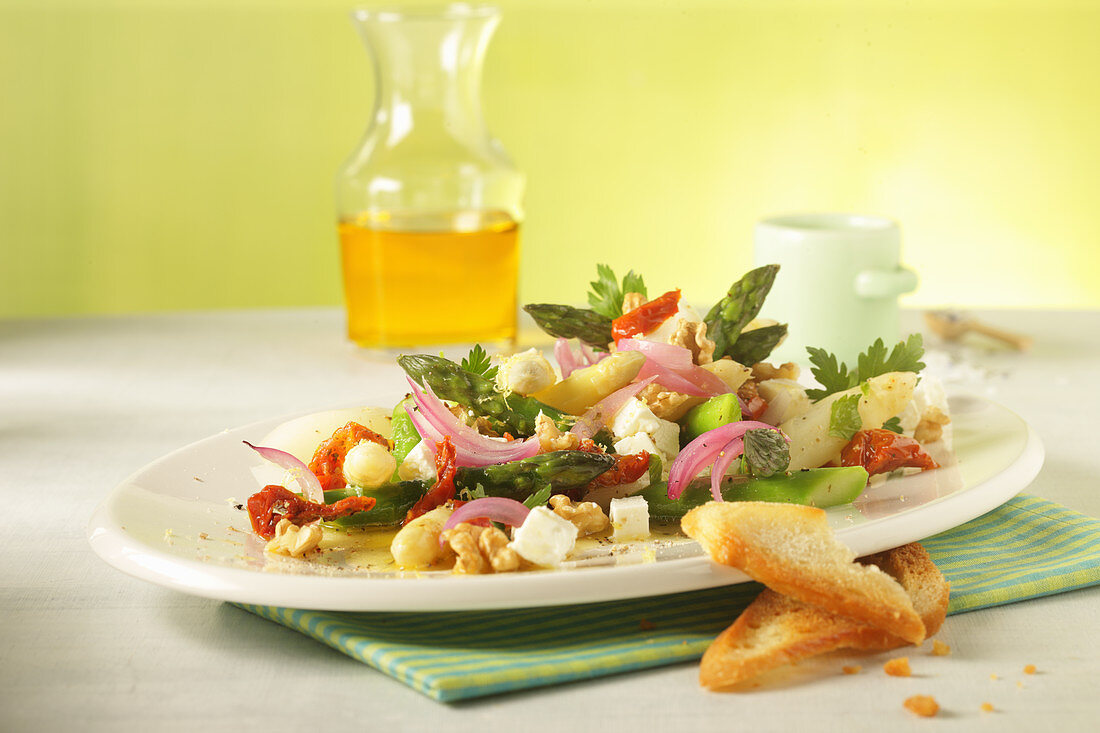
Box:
[589,451,651,488]
[737,380,768,421]
[309,421,390,491]
[841,428,939,476]
[611,289,682,341]
[246,485,376,539]
[403,437,459,525]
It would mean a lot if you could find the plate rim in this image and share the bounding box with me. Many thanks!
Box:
[87,393,1045,611]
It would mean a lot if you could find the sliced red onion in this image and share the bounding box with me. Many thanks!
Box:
[616,338,694,369]
[709,437,746,502]
[554,338,581,378]
[569,375,658,439]
[439,497,532,545]
[578,343,607,367]
[406,377,540,467]
[554,338,608,378]
[666,420,781,499]
[618,338,731,397]
[243,441,324,504]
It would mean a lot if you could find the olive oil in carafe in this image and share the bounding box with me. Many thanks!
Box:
[338,210,519,347]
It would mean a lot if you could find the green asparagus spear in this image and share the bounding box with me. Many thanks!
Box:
[640,466,869,521]
[522,304,613,351]
[390,397,421,466]
[323,482,426,527]
[324,450,616,526]
[398,353,567,437]
[704,264,781,361]
[454,450,616,500]
[727,323,788,365]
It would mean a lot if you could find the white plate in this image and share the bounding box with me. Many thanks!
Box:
[88,393,1043,611]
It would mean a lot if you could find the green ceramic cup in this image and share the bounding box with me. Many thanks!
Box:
[753,213,918,365]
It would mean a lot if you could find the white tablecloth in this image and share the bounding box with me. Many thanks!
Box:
[2,309,1098,731]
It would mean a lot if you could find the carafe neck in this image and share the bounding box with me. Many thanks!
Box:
[354,8,498,145]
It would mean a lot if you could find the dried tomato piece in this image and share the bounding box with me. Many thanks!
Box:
[611,289,682,341]
[246,484,376,539]
[309,421,390,492]
[589,451,651,488]
[737,380,768,421]
[404,437,459,525]
[841,428,939,476]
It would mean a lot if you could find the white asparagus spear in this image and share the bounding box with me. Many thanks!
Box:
[780,372,918,471]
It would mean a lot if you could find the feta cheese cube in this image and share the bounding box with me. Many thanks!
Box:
[611,398,663,440]
[510,506,578,566]
[397,441,436,482]
[609,495,650,542]
[611,398,681,466]
[613,431,660,457]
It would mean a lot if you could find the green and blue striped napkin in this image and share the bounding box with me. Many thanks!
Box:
[237,494,1100,702]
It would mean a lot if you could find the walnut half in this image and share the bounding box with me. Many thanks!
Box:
[549,495,609,536]
[441,523,521,574]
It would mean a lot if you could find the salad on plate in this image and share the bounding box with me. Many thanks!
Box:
[241,264,952,575]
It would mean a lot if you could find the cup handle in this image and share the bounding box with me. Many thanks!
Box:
[854,267,918,298]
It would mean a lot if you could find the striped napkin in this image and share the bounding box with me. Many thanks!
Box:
[237,494,1100,702]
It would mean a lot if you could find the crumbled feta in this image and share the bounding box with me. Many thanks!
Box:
[609,495,650,541]
[397,441,435,482]
[495,348,556,395]
[897,376,952,446]
[611,398,681,465]
[510,506,579,566]
[613,431,660,458]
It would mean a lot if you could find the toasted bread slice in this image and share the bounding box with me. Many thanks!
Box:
[682,502,925,644]
[847,543,950,649]
[699,542,949,690]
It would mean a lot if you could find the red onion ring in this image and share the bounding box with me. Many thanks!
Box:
[666,420,781,500]
[617,338,731,397]
[578,343,607,367]
[439,497,531,545]
[709,436,746,502]
[406,377,540,467]
[569,375,658,439]
[554,338,581,378]
[243,441,325,504]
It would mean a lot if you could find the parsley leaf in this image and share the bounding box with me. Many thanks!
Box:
[828,393,863,440]
[806,346,857,400]
[743,428,791,478]
[882,416,904,434]
[587,264,648,319]
[460,344,498,380]
[806,334,926,401]
[856,334,927,385]
[522,484,553,509]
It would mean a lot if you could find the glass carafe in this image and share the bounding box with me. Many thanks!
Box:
[336,4,524,347]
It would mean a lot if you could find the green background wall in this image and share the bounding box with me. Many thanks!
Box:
[3,0,1099,318]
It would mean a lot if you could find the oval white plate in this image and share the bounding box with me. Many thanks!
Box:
[88,393,1043,611]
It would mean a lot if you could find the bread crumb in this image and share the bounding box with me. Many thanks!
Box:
[1023,664,1037,675]
[931,640,951,656]
[990,673,999,681]
[842,665,862,675]
[904,695,939,717]
[884,657,912,677]
[981,702,994,713]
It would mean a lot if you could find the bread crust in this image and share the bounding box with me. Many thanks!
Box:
[683,501,926,644]
[698,541,950,690]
